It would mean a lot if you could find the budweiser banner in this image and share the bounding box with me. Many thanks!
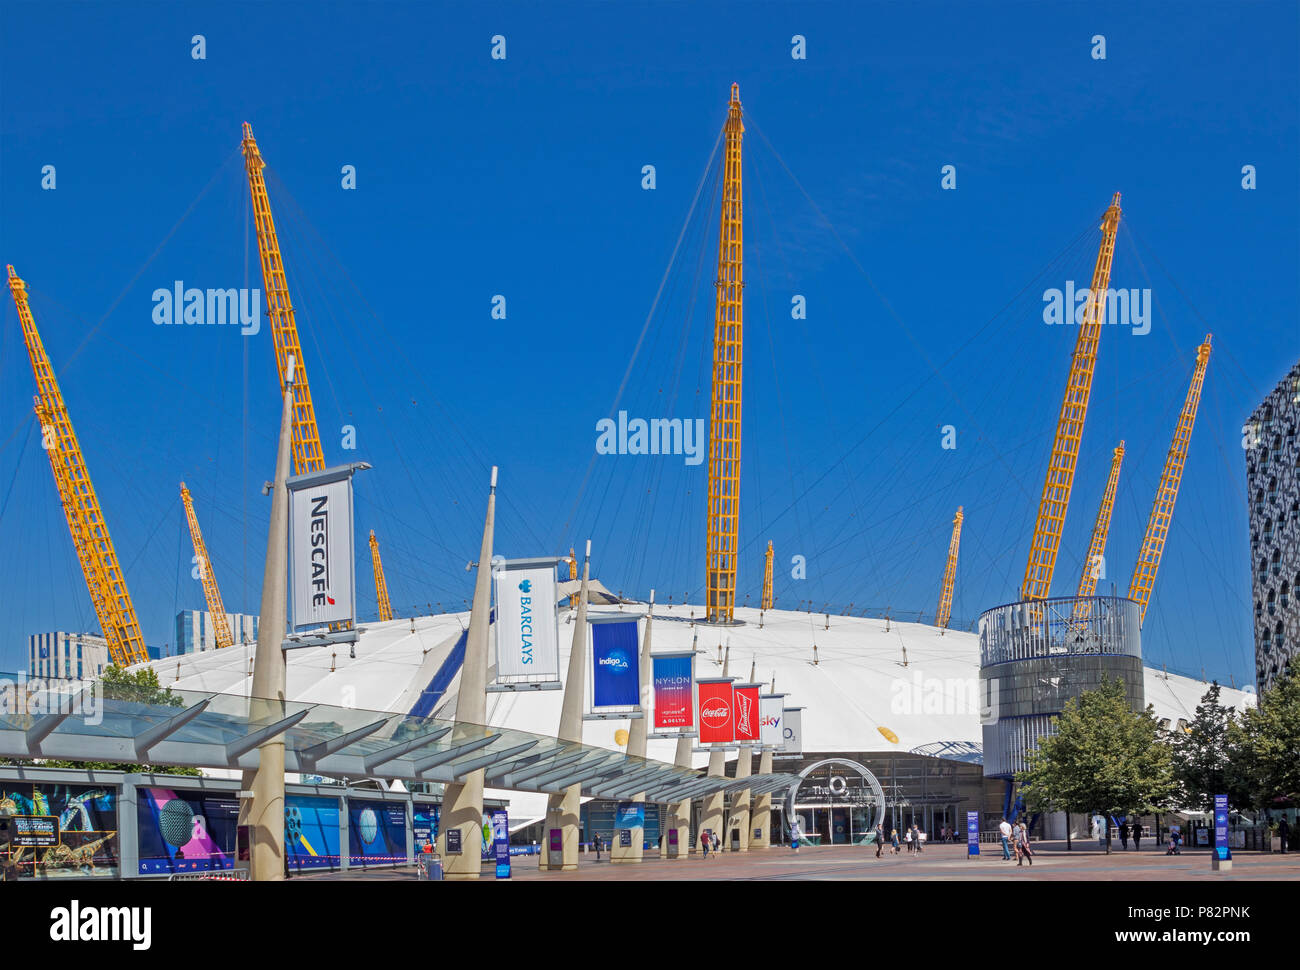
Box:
[652,653,694,729]
[782,707,803,754]
[733,685,761,742]
[494,560,560,681]
[288,469,357,630]
[590,618,640,710]
[697,680,735,744]
[759,695,784,747]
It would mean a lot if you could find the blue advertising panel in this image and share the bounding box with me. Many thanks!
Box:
[136,788,239,875]
[492,809,511,879]
[413,803,440,855]
[592,619,640,709]
[285,794,342,872]
[616,801,645,830]
[348,800,407,866]
[1214,794,1231,861]
[966,811,980,857]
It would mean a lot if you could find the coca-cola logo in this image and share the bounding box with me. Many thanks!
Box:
[701,701,730,727]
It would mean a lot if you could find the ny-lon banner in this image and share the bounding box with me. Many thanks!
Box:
[652,654,694,729]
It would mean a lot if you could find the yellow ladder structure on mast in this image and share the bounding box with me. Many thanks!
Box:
[1128,336,1212,626]
[1021,193,1123,601]
[370,530,394,622]
[936,506,964,632]
[180,482,234,649]
[705,83,745,624]
[1071,441,1125,623]
[761,540,774,611]
[8,265,150,667]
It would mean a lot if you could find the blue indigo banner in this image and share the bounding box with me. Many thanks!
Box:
[591,619,640,709]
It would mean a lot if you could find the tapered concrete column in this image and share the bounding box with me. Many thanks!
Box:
[752,747,774,847]
[436,467,497,879]
[613,590,654,864]
[731,744,752,851]
[700,748,727,851]
[541,541,591,871]
[664,732,693,859]
[242,364,295,881]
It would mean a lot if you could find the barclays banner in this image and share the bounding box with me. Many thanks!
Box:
[288,470,356,630]
[590,619,640,710]
[494,561,560,681]
[759,695,784,747]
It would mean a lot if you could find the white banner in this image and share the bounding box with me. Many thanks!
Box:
[760,695,784,747]
[781,708,803,755]
[494,563,560,680]
[288,476,355,629]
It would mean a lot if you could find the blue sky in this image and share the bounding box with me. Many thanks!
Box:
[0,0,1295,688]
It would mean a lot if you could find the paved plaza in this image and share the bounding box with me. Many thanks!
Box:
[296,843,1300,881]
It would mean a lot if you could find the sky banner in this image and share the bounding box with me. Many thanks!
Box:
[782,708,803,754]
[759,695,783,746]
[698,680,734,744]
[591,619,640,710]
[288,473,355,629]
[652,654,694,729]
[733,685,761,742]
[494,561,560,680]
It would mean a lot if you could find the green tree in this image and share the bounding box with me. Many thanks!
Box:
[1232,671,1300,810]
[1,665,200,776]
[1171,682,1250,814]
[1017,676,1176,852]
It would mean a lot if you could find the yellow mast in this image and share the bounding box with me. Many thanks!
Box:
[1128,336,1212,625]
[180,482,234,649]
[761,540,774,611]
[369,529,394,622]
[1072,442,1125,622]
[705,83,745,623]
[568,547,578,607]
[1021,194,1123,601]
[936,506,963,632]
[8,265,150,667]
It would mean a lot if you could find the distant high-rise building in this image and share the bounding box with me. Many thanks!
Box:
[174,609,260,655]
[1246,360,1300,692]
[29,632,110,681]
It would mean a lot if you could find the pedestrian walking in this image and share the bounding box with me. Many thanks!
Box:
[1119,821,1129,851]
[714,831,722,855]
[701,831,710,859]
[875,823,885,858]
[1017,821,1033,866]
[1133,823,1142,852]
[999,817,1013,860]
[790,818,802,853]
[913,824,923,853]
[891,828,900,853]
[904,826,913,853]
[594,833,603,861]
[1279,817,1291,854]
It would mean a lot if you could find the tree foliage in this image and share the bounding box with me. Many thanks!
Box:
[1170,682,1250,814]
[1231,671,1300,809]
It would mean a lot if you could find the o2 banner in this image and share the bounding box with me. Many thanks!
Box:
[491,809,511,879]
[733,685,761,742]
[966,811,980,857]
[759,695,783,746]
[494,561,560,681]
[698,680,734,743]
[288,469,357,629]
[782,708,803,754]
[652,653,694,729]
[591,619,640,710]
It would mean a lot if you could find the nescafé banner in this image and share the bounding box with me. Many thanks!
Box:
[759,695,783,746]
[652,653,694,729]
[288,473,356,629]
[698,680,734,744]
[494,562,560,680]
[733,685,761,742]
[591,619,640,709]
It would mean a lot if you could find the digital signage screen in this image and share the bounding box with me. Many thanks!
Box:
[348,800,407,866]
[1,782,118,879]
[136,787,240,876]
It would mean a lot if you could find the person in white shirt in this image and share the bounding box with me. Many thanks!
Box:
[998,818,1013,860]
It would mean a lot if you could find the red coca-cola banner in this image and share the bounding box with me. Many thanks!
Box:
[698,681,734,744]
[732,685,761,742]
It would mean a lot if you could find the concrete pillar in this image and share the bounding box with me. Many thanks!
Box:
[242,368,295,881]
[701,747,727,851]
[540,541,591,871]
[731,744,752,851]
[437,467,497,879]
[613,590,654,865]
[752,747,774,848]
[664,732,693,859]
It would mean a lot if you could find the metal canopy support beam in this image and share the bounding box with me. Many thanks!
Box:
[450,740,541,780]
[531,754,613,790]
[225,709,311,761]
[409,733,502,774]
[135,699,211,759]
[483,752,548,784]
[363,727,456,773]
[25,711,71,752]
[299,715,399,765]
[539,760,623,792]
[645,776,712,802]
[591,766,666,799]
[499,748,588,786]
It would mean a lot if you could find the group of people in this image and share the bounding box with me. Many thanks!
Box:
[1115,820,1144,851]
[699,830,724,858]
[997,817,1034,865]
[870,822,925,856]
